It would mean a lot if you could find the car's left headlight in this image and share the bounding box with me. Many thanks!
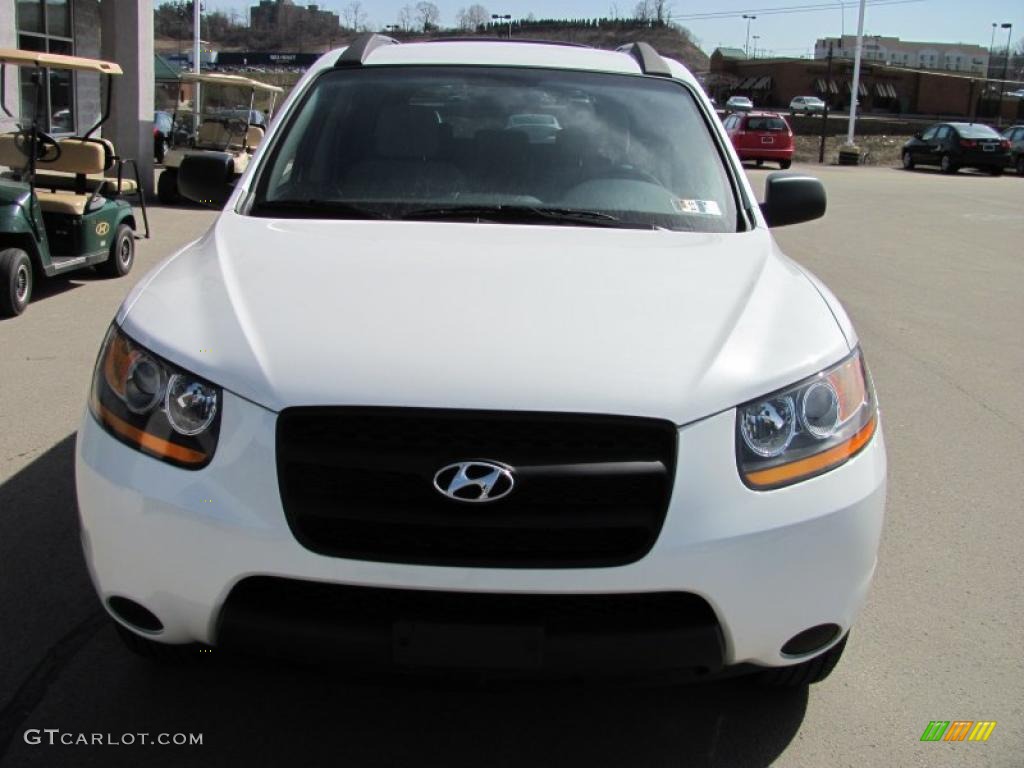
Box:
[737,348,877,490]
[88,325,221,469]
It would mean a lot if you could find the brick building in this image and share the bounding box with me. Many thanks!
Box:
[815,35,989,76]
[708,50,1023,121]
[250,0,340,32]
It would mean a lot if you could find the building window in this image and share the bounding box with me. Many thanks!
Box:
[16,0,75,134]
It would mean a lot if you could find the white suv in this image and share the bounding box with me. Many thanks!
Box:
[77,36,886,685]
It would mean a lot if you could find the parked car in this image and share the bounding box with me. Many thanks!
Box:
[901,122,1010,175]
[505,113,562,143]
[725,95,753,112]
[1002,125,1024,175]
[789,96,826,115]
[723,110,794,169]
[78,36,885,687]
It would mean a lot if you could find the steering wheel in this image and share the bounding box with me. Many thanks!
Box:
[225,118,249,136]
[14,129,62,163]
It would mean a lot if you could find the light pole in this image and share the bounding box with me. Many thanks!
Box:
[999,22,1012,125]
[491,13,512,39]
[845,0,867,147]
[838,0,845,39]
[743,15,756,58]
[752,35,760,59]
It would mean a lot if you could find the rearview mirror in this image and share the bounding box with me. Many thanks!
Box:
[760,172,826,228]
[177,152,236,208]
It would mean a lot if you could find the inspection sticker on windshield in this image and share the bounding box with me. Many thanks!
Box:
[673,198,721,216]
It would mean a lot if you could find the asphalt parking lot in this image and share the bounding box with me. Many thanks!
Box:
[1,165,1022,767]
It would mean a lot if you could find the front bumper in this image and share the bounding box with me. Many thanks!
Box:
[76,391,886,671]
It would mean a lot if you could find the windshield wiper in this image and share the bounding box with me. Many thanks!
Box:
[250,199,388,219]
[400,205,645,228]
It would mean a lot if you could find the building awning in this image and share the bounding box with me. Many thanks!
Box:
[886,83,898,98]
[874,82,887,97]
[815,78,827,93]
[829,80,839,94]
[844,80,869,97]
[752,76,772,90]
[737,76,757,89]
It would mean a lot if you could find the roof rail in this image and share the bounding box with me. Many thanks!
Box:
[425,37,593,49]
[616,42,672,77]
[336,33,399,67]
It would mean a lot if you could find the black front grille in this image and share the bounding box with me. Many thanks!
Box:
[276,407,678,567]
[217,577,723,674]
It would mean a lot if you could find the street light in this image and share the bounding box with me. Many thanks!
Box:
[742,14,756,58]
[491,13,512,39]
[838,1,845,39]
[752,35,760,59]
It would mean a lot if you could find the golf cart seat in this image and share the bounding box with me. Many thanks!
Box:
[195,121,264,152]
[0,133,138,213]
[0,134,138,192]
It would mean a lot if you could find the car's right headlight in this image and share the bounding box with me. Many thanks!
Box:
[736,348,878,490]
[88,325,221,469]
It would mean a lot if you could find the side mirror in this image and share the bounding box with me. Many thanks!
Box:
[913,131,922,139]
[760,172,826,228]
[177,152,236,208]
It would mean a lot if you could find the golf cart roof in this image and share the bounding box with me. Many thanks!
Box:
[179,72,283,93]
[0,47,122,74]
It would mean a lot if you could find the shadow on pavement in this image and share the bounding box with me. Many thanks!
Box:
[0,436,808,768]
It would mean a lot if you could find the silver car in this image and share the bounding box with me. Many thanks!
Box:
[725,95,753,112]
[790,96,826,115]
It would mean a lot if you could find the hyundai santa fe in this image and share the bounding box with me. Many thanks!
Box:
[77,36,886,686]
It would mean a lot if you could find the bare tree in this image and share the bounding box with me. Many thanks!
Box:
[415,1,440,32]
[342,1,367,31]
[653,0,670,23]
[633,0,652,21]
[397,5,413,31]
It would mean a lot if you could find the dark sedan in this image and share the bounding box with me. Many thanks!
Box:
[1003,125,1024,175]
[901,122,1010,175]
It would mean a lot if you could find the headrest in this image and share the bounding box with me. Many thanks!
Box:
[197,121,231,148]
[375,105,441,159]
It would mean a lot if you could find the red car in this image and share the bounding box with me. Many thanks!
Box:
[723,111,794,169]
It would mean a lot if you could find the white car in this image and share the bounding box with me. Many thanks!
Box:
[725,95,754,112]
[790,96,826,115]
[77,36,886,685]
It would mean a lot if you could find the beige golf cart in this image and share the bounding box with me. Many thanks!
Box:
[158,72,282,203]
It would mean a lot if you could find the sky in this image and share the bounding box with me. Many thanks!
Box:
[202,0,1023,59]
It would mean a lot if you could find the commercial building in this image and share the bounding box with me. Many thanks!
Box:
[0,0,156,195]
[814,35,989,76]
[708,50,1023,121]
[250,0,340,32]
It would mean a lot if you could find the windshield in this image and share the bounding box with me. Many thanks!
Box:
[252,66,738,232]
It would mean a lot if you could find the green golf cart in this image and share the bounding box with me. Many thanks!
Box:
[0,48,149,317]
[158,72,282,204]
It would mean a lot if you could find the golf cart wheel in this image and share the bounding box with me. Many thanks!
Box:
[901,151,914,170]
[779,159,792,170]
[114,623,198,664]
[758,633,848,688]
[158,168,180,203]
[155,137,168,164]
[940,153,958,174]
[0,247,32,317]
[98,224,134,278]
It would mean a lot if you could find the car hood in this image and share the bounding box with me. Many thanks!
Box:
[119,213,850,424]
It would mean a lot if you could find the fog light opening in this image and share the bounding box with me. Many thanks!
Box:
[107,596,164,634]
[780,623,840,657]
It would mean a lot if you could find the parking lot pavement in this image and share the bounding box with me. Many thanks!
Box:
[1,167,1022,767]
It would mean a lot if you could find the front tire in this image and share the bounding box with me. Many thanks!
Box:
[157,168,180,204]
[940,153,957,174]
[1017,156,1024,176]
[987,166,1003,176]
[779,159,792,170]
[901,150,915,170]
[0,247,32,317]
[155,137,168,164]
[97,223,134,278]
[758,633,849,688]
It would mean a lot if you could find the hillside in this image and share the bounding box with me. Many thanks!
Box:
[155,19,708,74]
